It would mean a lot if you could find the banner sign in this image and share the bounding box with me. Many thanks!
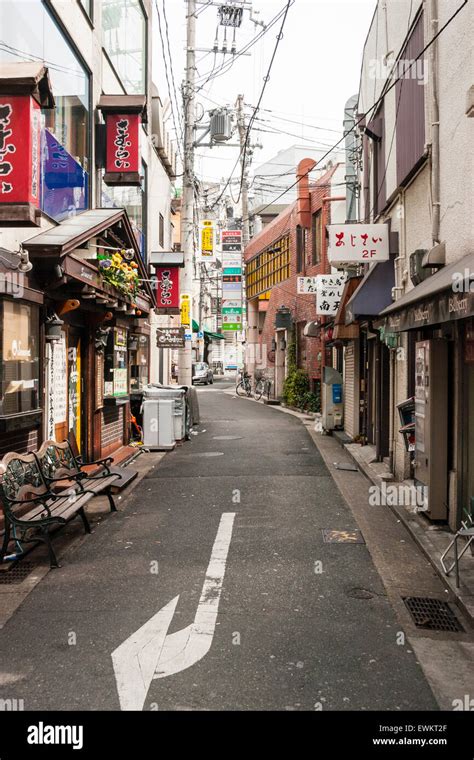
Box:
[180,293,191,327]
[221,230,242,252]
[155,266,180,312]
[156,327,185,348]
[105,112,140,182]
[223,274,241,283]
[201,220,215,261]
[297,276,319,294]
[0,95,41,207]
[222,307,242,315]
[222,298,242,308]
[327,223,389,263]
[315,273,347,315]
[222,281,241,291]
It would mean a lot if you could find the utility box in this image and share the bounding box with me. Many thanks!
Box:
[322,367,344,431]
[414,339,448,519]
[142,397,175,450]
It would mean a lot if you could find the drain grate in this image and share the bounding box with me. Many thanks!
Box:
[403,597,464,632]
[0,562,37,585]
[322,529,365,544]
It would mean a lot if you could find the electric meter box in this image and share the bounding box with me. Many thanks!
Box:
[322,367,344,431]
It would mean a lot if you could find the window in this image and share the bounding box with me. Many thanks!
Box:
[159,213,164,248]
[129,334,149,391]
[395,12,425,186]
[104,328,129,398]
[0,0,90,222]
[368,106,386,217]
[102,0,146,94]
[311,211,322,265]
[102,164,146,258]
[0,301,40,416]
[246,235,290,299]
[296,226,306,273]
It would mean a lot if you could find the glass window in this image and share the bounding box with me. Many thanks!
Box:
[101,165,146,259]
[102,0,146,94]
[0,0,90,221]
[129,334,149,391]
[104,327,129,398]
[0,301,40,416]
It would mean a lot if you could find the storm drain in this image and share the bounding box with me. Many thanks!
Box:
[322,529,365,544]
[0,562,37,585]
[403,597,464,632]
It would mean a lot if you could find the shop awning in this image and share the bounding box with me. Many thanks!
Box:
[333,275,362,340]
[380,251,474,331]
[192,320,225,340]
[345,258,395,325]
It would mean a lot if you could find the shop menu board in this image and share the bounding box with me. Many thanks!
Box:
[104,327,129,399]
[47,334,67,439]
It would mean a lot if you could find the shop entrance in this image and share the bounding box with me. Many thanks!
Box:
[46,326,85,452]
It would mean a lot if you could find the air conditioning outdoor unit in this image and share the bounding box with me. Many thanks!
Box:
[409,249,433,286]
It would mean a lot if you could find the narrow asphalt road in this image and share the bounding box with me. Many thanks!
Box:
[0,381,437,711]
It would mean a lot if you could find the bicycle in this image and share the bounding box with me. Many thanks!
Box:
[254,377,272,401]
[236,372,252,397]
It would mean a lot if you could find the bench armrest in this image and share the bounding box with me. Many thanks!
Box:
[77,456,113,468]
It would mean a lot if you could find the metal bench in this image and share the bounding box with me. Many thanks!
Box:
[0,451,94,568]
[35,440,122,514]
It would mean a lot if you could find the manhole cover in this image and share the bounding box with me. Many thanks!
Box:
[403,597,464,632]
[212,436,242,440]
[322,529,365,544]
[0,562,37,584]
[347,587,374,599]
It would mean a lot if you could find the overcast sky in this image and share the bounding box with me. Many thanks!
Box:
[153,0,377,191]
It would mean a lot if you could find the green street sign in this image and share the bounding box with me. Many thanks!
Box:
[222,307,242,314]
[222,323,240,331]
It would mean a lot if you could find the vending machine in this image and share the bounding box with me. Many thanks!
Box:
[414,339,448,519]
[322,367,344,431]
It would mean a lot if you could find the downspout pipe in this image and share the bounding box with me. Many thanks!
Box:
[430,0,440,246]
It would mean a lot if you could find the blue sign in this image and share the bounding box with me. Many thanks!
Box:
[41,129,88,222]
[332,383,342,404]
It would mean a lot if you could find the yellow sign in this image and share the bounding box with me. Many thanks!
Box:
[201,220,214,258]
[180,293,191,327]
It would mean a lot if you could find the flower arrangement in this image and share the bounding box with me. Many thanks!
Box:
[98,250,140,299]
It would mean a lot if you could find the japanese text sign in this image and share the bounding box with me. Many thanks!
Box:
[315,273,347,315]
[201,220,215,261]
[0,96,41,206]
[106,113,140,174]
[297,276,318,294]
[327,224,389,263]
[155,266,180,311]
[221,229,242,252]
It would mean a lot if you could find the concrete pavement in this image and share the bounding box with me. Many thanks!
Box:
[0,380,443,710]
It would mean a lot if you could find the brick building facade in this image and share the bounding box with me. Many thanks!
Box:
[244,162,346,398]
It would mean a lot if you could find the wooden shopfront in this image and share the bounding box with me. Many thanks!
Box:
[24,208,154,461]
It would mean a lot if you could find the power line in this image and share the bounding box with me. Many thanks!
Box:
[240,0,468,225]
[161,0,184,136]
[154,0,184,161]
[210,0,294,210]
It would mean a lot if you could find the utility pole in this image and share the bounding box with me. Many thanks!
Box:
[178,0,196,386]
[235,94,250,248]
[236,93,249,373]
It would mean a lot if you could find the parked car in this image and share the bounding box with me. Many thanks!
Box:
[192,362,214,385]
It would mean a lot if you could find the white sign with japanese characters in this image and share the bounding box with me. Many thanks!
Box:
[327,223,389,263]
[297,276,318,294]
[315,273,347,316]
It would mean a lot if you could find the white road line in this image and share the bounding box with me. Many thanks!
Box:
[111,512,236,710]
[153,511,235,679]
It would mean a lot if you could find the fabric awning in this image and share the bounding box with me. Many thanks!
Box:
[380,251,474,331]
[345,258,395,325]
[192,320,225,340]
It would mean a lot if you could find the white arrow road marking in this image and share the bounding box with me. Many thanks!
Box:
[111,512,235,710]
[153,511,235,679]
